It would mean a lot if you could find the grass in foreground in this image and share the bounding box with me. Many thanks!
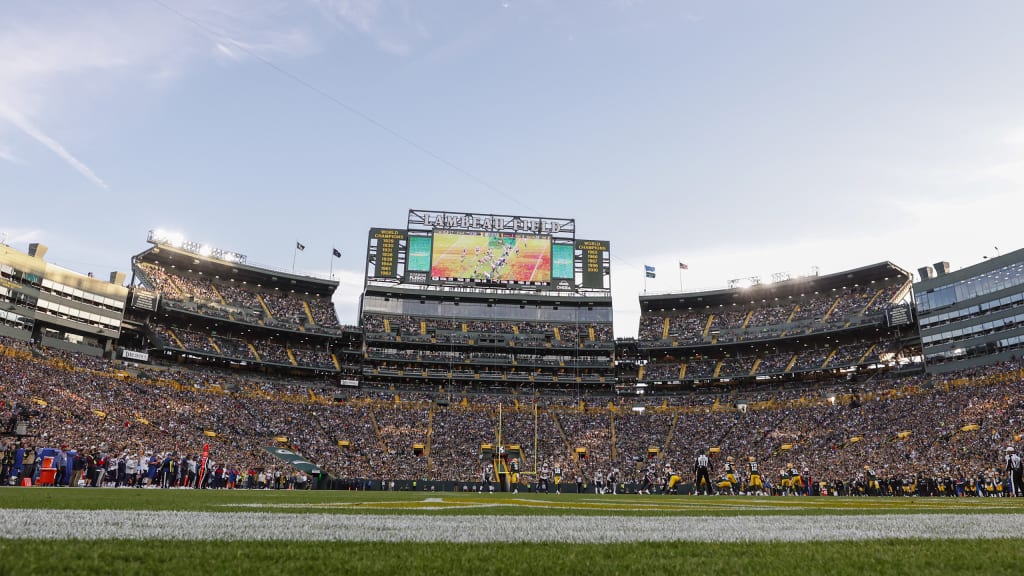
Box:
[0,539,1018,576]
[0,487,1021,516]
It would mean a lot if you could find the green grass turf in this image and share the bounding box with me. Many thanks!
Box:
[0,539,1019,576]
[0,488,1022,516]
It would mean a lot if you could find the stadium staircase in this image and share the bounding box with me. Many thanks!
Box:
[712,417,741,450]
[822,297,841,322]
[749,358,761,377]
[740,310,754,329]
[702,316,714,339]
[553,327,561,341]
[713,360,724,379]
[302,301,315,326]
[610,412,617,460]
[256,295,273,319]
[784,353,799,373]
[861,288,884,314]
[167,329,186,350]
[786,304,799,324]
[166,275,186,299]
[211,285,226,305]
[662,413,681,454]
[208,337,221,355]
[637,365,645,380]
[661,317,670,340]
[368,407,387,452]
[588,326,595,341]
[858,344,877,365]
[425,406,436,475]
[247,343,261,362]
[286,348,298,366]
[331,353,340,370]
[549,412,573,457]
[821,348,838,369]
[419,320,427,335]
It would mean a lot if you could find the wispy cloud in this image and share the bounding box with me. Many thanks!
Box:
[0,227,45,247]
[312,0,424,56]
[211,28,318,63]
[0,102,108,189]
[0,1,322,185]
[0,142,18,164]
[314,0,380,33]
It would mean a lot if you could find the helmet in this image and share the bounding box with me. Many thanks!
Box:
[748,456,756,462]
[727,456,734,463]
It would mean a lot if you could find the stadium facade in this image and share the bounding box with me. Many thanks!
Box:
[120,231,362,382]
[0,242,127,357]
[0,218,1019,387]
[635,262,916,392]
[915,248,1024,373]
[359,210,615,392]
[4,221,1024,490]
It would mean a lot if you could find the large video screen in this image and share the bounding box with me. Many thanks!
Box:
[551,243,574,279]
[407,235,432,272]
[431,231,551,283]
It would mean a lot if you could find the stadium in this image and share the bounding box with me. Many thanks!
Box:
[2,209,1024,574]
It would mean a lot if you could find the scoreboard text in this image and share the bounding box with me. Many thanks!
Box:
[576,239,609,289]
[370,228,406,279]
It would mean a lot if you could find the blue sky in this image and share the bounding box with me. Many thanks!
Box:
[2,0,1023,336]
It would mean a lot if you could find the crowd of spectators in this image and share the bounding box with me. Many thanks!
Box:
[359,313,616,385]
[134,263,348,336]
[639,280,910,345]
[638,340,899,383]
[149,323,340,370]
[362,314,614,346]
[3,335,1023,494]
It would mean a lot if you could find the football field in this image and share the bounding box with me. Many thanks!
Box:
[431,233,551,282]
[2,489,1023,575]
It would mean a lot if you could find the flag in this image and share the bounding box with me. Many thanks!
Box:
[679,262,688,270]
[296,242,305,251]
[644,265,656,279]
[196,443,210,489]
[332,247,341,258]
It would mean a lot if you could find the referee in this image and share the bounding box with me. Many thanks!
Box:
[694,452,712,495]
[1006,446,1022,497]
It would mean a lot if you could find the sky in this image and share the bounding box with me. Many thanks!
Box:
[2,0,1023,337]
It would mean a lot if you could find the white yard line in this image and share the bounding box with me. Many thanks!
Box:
[4,510,1024,542]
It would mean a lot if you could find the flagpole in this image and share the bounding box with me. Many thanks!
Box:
[292,241,298,273]
[329,253,334,279]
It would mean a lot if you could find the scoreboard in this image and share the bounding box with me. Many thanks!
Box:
[365,210,610,293]
[130,288,159,312]
[576,239,610,290]
[367,228,406,280]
